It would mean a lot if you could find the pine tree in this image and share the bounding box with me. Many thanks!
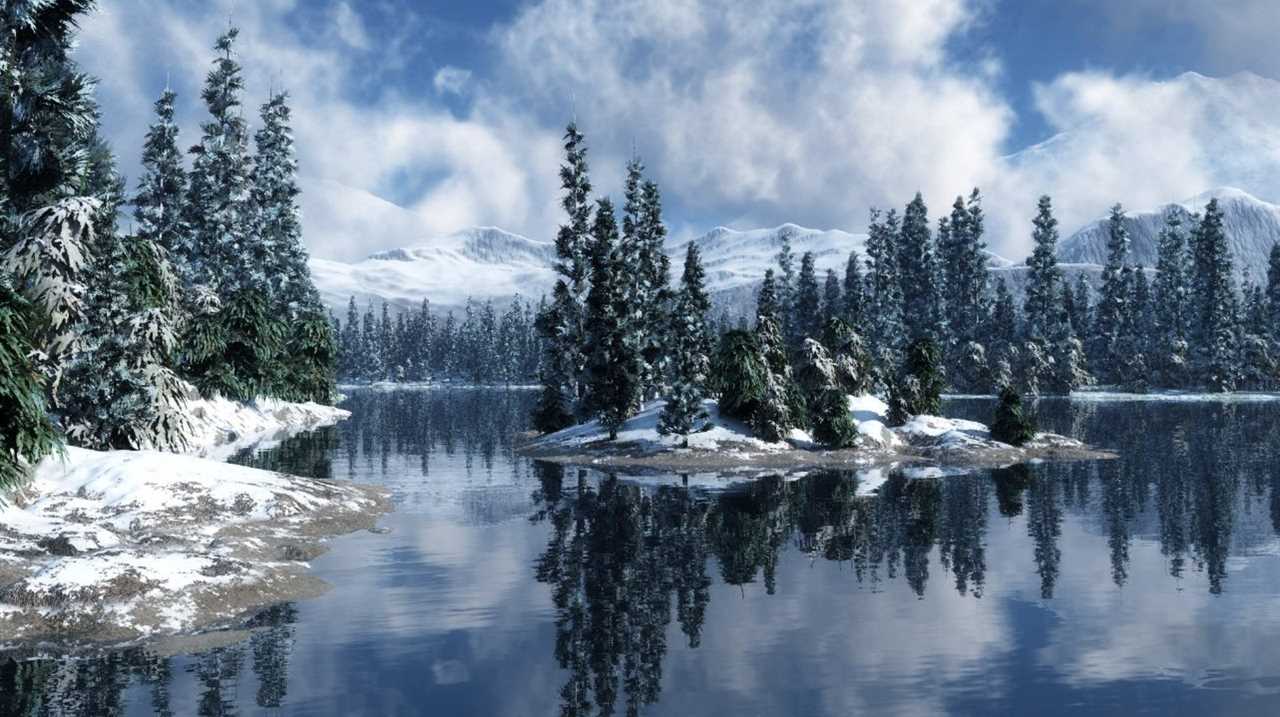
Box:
[1189,199,1239,391]
[1152,217,1191,386]
[842,250,866,333]
[775,229,798,346]
[187,27,254,296]
[821,269,841,328]
[1267,243,1280,348]
[659,245,711,442]
[888,337,944,425]
[584,199,643,438]
[339,297,361,378]
[134,88,192,288]
[361,303,382,381]
[898,193,942,342]
[794,252,821,342]
[942,189,990,348]
[1024,196,1063,342]
[1091,204,1131,383]
[991,384,1036,446]
[821,318,874,396]
[535,123,594,425]
[0,278,59,492]
[864,208,904,378]
[794,339,857,448]
[637,180,673,398]
[1069,275,1091,339]
[989,278,1018,356]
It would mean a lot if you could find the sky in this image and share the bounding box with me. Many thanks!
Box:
[74,0,1280,262]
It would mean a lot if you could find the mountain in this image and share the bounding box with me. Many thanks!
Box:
[310,223,872,318]
[298,178,440,263]
[309,227,557,315]
[1057,187,1280,282]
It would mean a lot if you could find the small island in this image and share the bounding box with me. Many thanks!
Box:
[520,393,1112,475]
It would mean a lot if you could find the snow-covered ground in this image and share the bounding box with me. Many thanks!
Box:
[0,393,377,646]
[523,394,1106,476]
[0,447,389,645]
[181,392,351,460]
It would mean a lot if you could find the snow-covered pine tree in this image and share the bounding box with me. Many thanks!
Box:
[821,269,841,328]
[989,277,1018,356]
[532,281,577,432]
[755,270,805,428]
[842,250,866,334]
[1239,281,1276,389]
[991,384,1036,446]
[1152,216,1191,386]
[134,88,192,288]
[1023,196,1063,342]
[864,208,904,379]
[187,27,254,295]
[1091,204,1131,384]
[1047,302,1090,395]
[888,337,943,425]
[250,91,334,401]
[361,303,382,381]
[658,244,711,442]
[941,189,989,348]
[1267,243,1280,349]
[0,277,59,492]
[1071,275,1092,338]
[1189,199,1239,392]
[794,252,821,342]
[898,193,942,342]
[794,338,858,448]
[584,199,642,438]
[339,297,361,378]
[637,179,673,398]
[820,317,873,397]
[776,229,798,346]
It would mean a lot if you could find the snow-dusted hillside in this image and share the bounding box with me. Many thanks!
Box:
[310,226,558,315]
[1057,187,1280,280]
[310,223,870,317]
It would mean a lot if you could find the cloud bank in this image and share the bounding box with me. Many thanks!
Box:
[75,0,1280,262]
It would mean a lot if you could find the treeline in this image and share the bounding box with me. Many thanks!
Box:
[1,7,334,488]
[531,120,1280,446]
[333,296,543,384]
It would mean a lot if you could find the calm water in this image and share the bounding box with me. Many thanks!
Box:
[5,389,1280,716]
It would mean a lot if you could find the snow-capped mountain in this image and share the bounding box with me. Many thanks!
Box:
[310,223,871,317]
[1057,187,1280,281]
[309,227,557,315]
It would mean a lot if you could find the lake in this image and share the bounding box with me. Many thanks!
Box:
[4,389,1280,716]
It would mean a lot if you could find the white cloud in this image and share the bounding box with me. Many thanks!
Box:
[331,1,370,50]
[433,66,472,96]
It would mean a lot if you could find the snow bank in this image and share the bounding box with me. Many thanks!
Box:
[531,399,790,454]
[182,393,350,460]
[0,447,389,644]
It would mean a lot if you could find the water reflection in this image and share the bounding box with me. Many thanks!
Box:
[2,392,1280,715]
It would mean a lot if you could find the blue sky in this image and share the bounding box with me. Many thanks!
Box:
[76,0,1280,261]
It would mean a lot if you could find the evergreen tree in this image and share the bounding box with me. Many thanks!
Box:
[187,27,254,295]
[1024,196,1063,342]
[134,88,192,288]
[898,193,942,342]
[821,269,841,327]
[794,252,821,343]
[584,199,643,438]
[361,303,382,380]
[1189,199,1239,391]
[820,318,874,396]
[1267,243,1280,348]
[794,339,857,448]
[942,189,990,348]
[842,250,866,333]
[659,245,711,441]
[1092,204,1131,383]
[535,122,593,425]
[637,180,673,399]
[1152,217,1191,386]
[1072,275,1092,338]
[989,278,1018,356]
[0,278,59,492]
[864,208,904,378]
[991,384,1036,446]
[339,297,361,378]
[888,338,943,425]
[775,229,798,346]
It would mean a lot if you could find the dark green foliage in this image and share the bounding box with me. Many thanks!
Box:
[583,198,643,439]
[820,318,873,396]
[794,252,821,343]
[279,308,338,403]
[794,339,857,448]
[0,282,60,493]
[990,384,1036,446]
[186,288,285,402]
[711,330,769,422]
[1024,195,1062,341]
[898,193,942,342]
[888,337,943,426]
[659,243,711,440]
